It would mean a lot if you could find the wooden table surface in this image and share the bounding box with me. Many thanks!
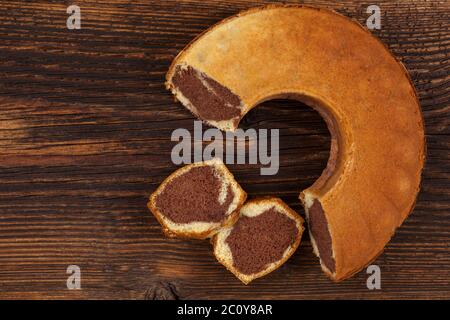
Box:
[0,0,449,300]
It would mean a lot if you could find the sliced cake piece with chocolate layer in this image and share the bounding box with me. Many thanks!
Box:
[213,197,304,284]
[148,158,247,239]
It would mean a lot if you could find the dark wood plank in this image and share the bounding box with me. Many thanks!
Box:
[0,0,449,299]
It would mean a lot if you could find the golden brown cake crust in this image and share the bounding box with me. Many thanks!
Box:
[166,4,425,280]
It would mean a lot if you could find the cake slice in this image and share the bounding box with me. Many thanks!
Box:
[148,158,246,239]
[168,64,244,131]
[212,197,304,284]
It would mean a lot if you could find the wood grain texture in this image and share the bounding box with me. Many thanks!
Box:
[0,0,449,300]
